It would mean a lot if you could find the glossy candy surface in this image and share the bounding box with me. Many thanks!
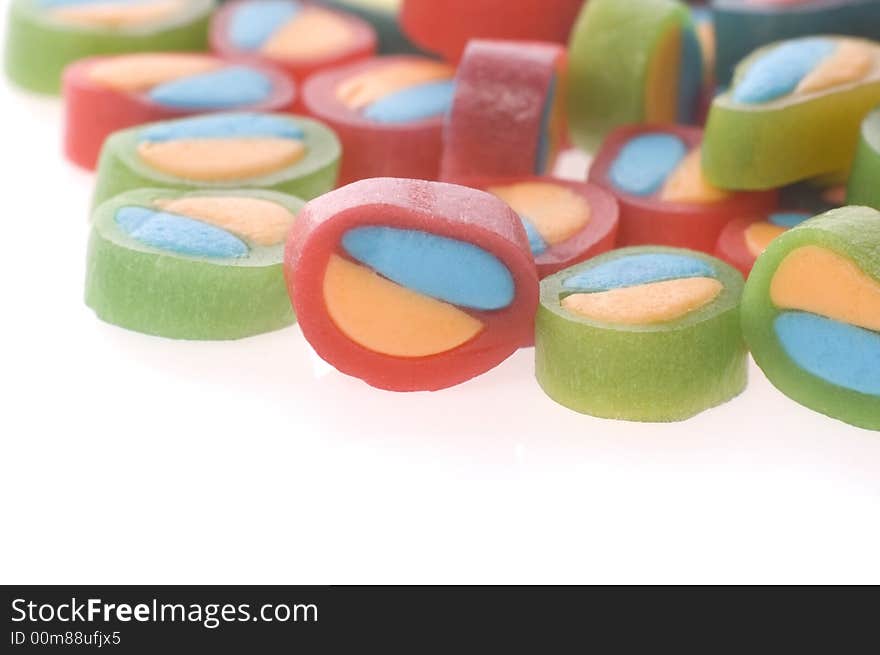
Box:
[284,178,539,392]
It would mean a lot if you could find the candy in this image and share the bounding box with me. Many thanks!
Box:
[302,55,454,185]
[715,210,811,276]
[713,0,880,87]
[4,0,214,94]
[459,176,619,279]
[320,0,419,54]
[210,0,376,85]
[284,178,539,391]
[439,40,566,183]
[63,53,296,170]
[566,0,703,152]
[536,247,747,422]
[92,112,340,208]
[86,188,303,339]
[847,107,880,210]
[589,125,777,252]
[399,0,583,63]
[702,36,880,189]
[741,205,880,430]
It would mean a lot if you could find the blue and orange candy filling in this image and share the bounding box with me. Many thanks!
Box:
[335,59,456,124]
[228,0,355,59]
[770,245,880,396]
[136,113,306,181]
[560,253,723,325]
[322,227,515,357]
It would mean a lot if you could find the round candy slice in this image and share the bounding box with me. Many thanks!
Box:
[741,205,880,431]
[92,112,340,208]
[847,107,880,210]
[399,0,583,63]
[63,53,296,170]
[321,0,419,54]
[536,247,747,422]
[713,0,880,87]
[703,36,880,190]
[589,124,778,252]
[302,55,455,185]
[439,39,566,183]
[4,0,214,94]
[86,188,303,339]
[567,0,703,152]
[284,177,539,392]
[460,176,619,279]
[715,209,811,276]
[209,0,376,85]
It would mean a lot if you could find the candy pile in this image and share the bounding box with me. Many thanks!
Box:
[5,0,880,430]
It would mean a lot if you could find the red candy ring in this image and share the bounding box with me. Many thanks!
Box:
[302,55,451,186]
[209,0,377,87]
[285,178,539,392]
[589,124,778,253]
[62,55,295,170]
[440,39,567,183]
[400,0,584,63]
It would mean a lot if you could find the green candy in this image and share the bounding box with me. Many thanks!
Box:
[566,0,701,152]
[703,37,880,190]
[535,247,747,422]
[92,113,340,208]
[741,206,880,431]
[85,188,302,340]
[847,108,880,210]
[4,0,214,95]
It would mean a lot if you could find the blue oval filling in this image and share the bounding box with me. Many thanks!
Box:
[732,38,835,104]
[362,79,455,124]
[148,67,273,109]
[341,226,515,311]
[769,211,810,228]
[775,311,880,396]
[229,0,300,51]
[608,133,687,196]
[563,253,715,292]
[139,113,303,143]
[116,206,248,259]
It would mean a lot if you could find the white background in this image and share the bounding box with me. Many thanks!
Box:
[2,4,880,584]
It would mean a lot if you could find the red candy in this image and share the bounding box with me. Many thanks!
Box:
[285,178,539,392]
[302,56,453,185]
[400,0,584,63]
[440,40,567,183]
[209,0,377,87]
[589,124,779,253]
[457,175,620,279]
[62,54,295,170]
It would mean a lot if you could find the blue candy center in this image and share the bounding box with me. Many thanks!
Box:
[775,311,880,396]
[563,253,715,292]
[732,38,835,104]
[148,67,273,109]
[608,133,687,196]
[229,0,300,51]
[341,226,515,311]
[362,79,456,124]
[139,113,303,143]
[769,211,810,228]
[116,206,248,259]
